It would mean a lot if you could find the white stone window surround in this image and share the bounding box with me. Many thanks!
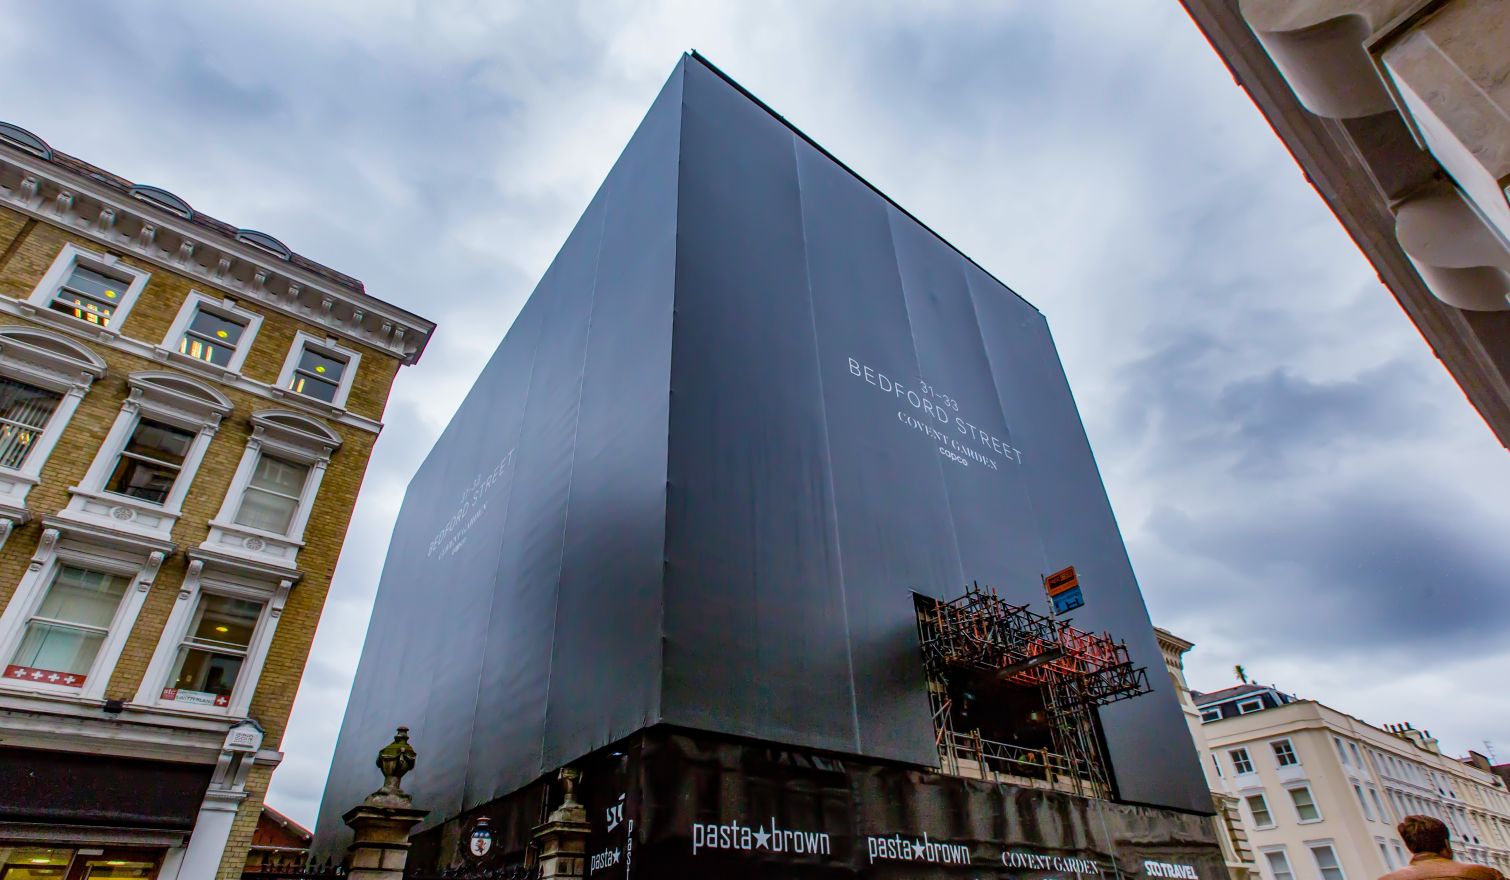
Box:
[60,371,232,542]
[133,558,292,718]
[201,410,340,570]
[275,331,360,412]
[157,290,264,378]
[1288,783,1325,824]
[21,243,150,338]
[0,326,108,537]
[1260,846,1295,880]
[0,526,165,700]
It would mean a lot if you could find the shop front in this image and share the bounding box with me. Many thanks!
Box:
[0,747,212,880]
[0,845,160,880]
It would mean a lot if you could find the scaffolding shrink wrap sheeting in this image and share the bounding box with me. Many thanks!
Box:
[316,54,1209,856]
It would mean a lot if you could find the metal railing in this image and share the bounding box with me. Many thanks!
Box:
[404,866,537,880]
[241,862,345,879]
[938,730,1108,798]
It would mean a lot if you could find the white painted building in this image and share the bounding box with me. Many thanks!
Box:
[1194,688,1510,880]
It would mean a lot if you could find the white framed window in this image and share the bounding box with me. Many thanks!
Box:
[25,244,149,334]
[0,327,107,533]
[1334,737,1350,766]
[203,410,340,569]
[1213,754,1224,778]
[1370,787,1389,822]
[1238,697,1265,714]
[1356,784,1376,820]
[104,417,196,503]
[1377,839,1394,869]
[62,372,230,541]
[0,529,164,700]
[1201,706,1222,723]
[1273,739,1300,767]
[233,454,311,534]
[135,559,291,716]
[1348,743,1362,767]
[1390,842,1406,867]
[6,564,130,688]
[0,377,61,471]
[1262,848,1294,880]
[277,332,360,409]
[160,291,263,374]
[1231,748,1255,775]
[1247,793,1275,828]
[161,592,263,708]
[1289,785,1323,822]
[1308,843,1346,880]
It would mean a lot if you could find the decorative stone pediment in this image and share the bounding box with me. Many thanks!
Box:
[251,409,342,456]
[0,325,107,391]
[127,370,233,429]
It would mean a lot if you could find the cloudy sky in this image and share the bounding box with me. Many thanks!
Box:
[5,2,1508,826]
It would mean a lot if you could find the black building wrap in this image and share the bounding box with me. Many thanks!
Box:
[316,53,1210,856]
[411,729,1225,879]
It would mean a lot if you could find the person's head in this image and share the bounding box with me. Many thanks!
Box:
[1398,815,1452,858]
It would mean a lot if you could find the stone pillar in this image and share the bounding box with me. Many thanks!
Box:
[163,719,264,880]
[343,727,428,880]
[532,768,591,880]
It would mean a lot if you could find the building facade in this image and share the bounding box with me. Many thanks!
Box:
[1156,628,1257,880]
[243,805,312,875]
[0,122,433,879]
[1178,0,1510,448]
[1195,692,1510,880]
[320,54,1223,878]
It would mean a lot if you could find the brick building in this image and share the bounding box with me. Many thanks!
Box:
[243,805,312,874]
[0,121,433,879]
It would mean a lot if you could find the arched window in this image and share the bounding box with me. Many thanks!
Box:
[61,371,232,542]
[202,409,342,569]
[0,326,107,543]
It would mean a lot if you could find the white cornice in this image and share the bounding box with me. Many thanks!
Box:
[0,148,434,364]
[0,689,232,764]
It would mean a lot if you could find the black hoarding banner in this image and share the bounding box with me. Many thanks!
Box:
[573,730,1225,880]
[582,740,640,880]
[318,51,1211,855]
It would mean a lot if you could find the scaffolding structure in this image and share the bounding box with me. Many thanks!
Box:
[915,581,1151,799]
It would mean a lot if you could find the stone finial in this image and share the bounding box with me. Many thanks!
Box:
[547,766,587,825]
[370,726,417,805]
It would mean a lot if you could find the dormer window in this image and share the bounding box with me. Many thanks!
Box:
[0,122,53,159]
[234,229,292,260]
[49,264,130,328]
[127,184,193,220]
